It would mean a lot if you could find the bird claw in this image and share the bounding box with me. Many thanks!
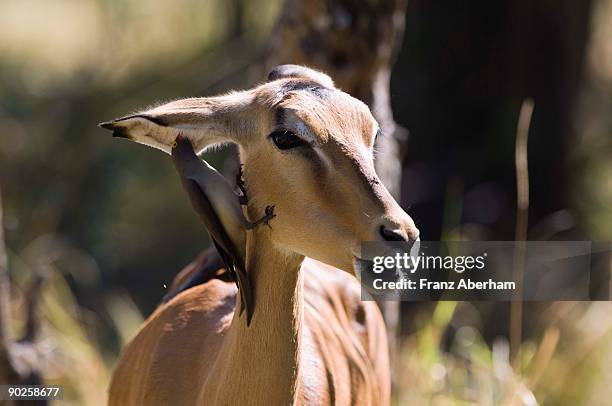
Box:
[246,205,276,229]
[236,165,248,205]
[262,205,276,227]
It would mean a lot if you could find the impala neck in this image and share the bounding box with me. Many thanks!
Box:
[207,226,305,405]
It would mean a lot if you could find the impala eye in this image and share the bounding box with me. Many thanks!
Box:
[270,130,307,150]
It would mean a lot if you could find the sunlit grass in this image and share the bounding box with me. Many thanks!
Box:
[10,270,612,405]
[393,301,612,405]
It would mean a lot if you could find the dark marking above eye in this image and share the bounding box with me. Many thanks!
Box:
[276,107,286,127]
[280,81,330,97]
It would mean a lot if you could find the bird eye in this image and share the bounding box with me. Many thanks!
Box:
[270,130,307,150]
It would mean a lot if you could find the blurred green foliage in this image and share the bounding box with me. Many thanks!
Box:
[0,0,280,402]
[0,0,280,315]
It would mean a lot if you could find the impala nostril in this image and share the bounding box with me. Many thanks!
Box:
[379,225,408,242]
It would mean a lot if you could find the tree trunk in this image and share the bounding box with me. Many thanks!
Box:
[264,0,410,381]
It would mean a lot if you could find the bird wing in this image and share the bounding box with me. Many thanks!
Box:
[171,137,254,325]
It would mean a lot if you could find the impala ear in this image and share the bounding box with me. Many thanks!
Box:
[99,91,254,155]
[267,65,335,89]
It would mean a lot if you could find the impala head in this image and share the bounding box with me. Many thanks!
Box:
[100,65,418,274]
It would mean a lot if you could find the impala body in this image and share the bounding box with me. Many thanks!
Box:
[101,65,418,405]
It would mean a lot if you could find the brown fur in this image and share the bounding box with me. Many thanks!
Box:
[103,66,418,405]
[110,257,388,405]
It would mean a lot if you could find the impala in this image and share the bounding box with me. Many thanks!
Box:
[100,65,419,405]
